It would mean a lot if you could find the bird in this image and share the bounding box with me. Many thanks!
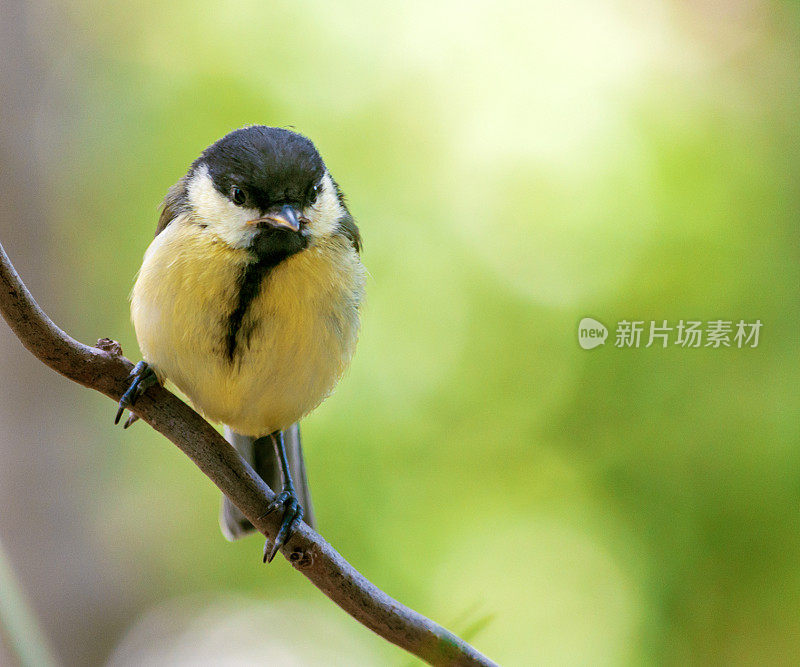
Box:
[114,125,366,562]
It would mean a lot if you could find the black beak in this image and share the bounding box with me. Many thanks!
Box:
[247,204,304,232]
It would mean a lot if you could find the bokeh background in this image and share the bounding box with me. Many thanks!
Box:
[1,1,798,665]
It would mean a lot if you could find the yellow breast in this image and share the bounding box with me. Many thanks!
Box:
[131,217,365,436]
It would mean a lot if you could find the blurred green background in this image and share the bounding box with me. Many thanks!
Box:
[0,1,798,665]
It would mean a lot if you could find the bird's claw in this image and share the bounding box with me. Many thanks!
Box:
[123,413,140,429]
[261,489,304,563]
[115,361,157,426]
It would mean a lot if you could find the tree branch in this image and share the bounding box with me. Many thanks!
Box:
[0,240,497,666]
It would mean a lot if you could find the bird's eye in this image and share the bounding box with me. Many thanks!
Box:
[308,183,320,203]
[230,186,246,205]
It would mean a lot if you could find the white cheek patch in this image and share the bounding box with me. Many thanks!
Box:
[304,172,346,240]
[186,164,259,249]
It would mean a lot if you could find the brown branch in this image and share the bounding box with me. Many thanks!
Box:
[0,240,497,666]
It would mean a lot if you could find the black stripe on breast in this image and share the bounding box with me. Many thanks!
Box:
[225,257,279,361]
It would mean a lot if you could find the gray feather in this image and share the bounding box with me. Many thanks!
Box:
[220,422,315,540]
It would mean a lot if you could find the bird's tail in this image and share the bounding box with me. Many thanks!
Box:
[220,423,315,540]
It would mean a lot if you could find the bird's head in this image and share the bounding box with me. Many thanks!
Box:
[161,126,359,262]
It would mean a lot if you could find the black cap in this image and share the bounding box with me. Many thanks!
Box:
[195,126,325,211]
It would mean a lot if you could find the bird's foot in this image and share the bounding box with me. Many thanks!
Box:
[114,361,157,427]
[261,488,304,563]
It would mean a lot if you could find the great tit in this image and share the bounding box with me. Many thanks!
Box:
[115,126,366,562]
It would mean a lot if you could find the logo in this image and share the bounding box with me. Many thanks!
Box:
[578,318,608,349]
[578,317,762,349]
